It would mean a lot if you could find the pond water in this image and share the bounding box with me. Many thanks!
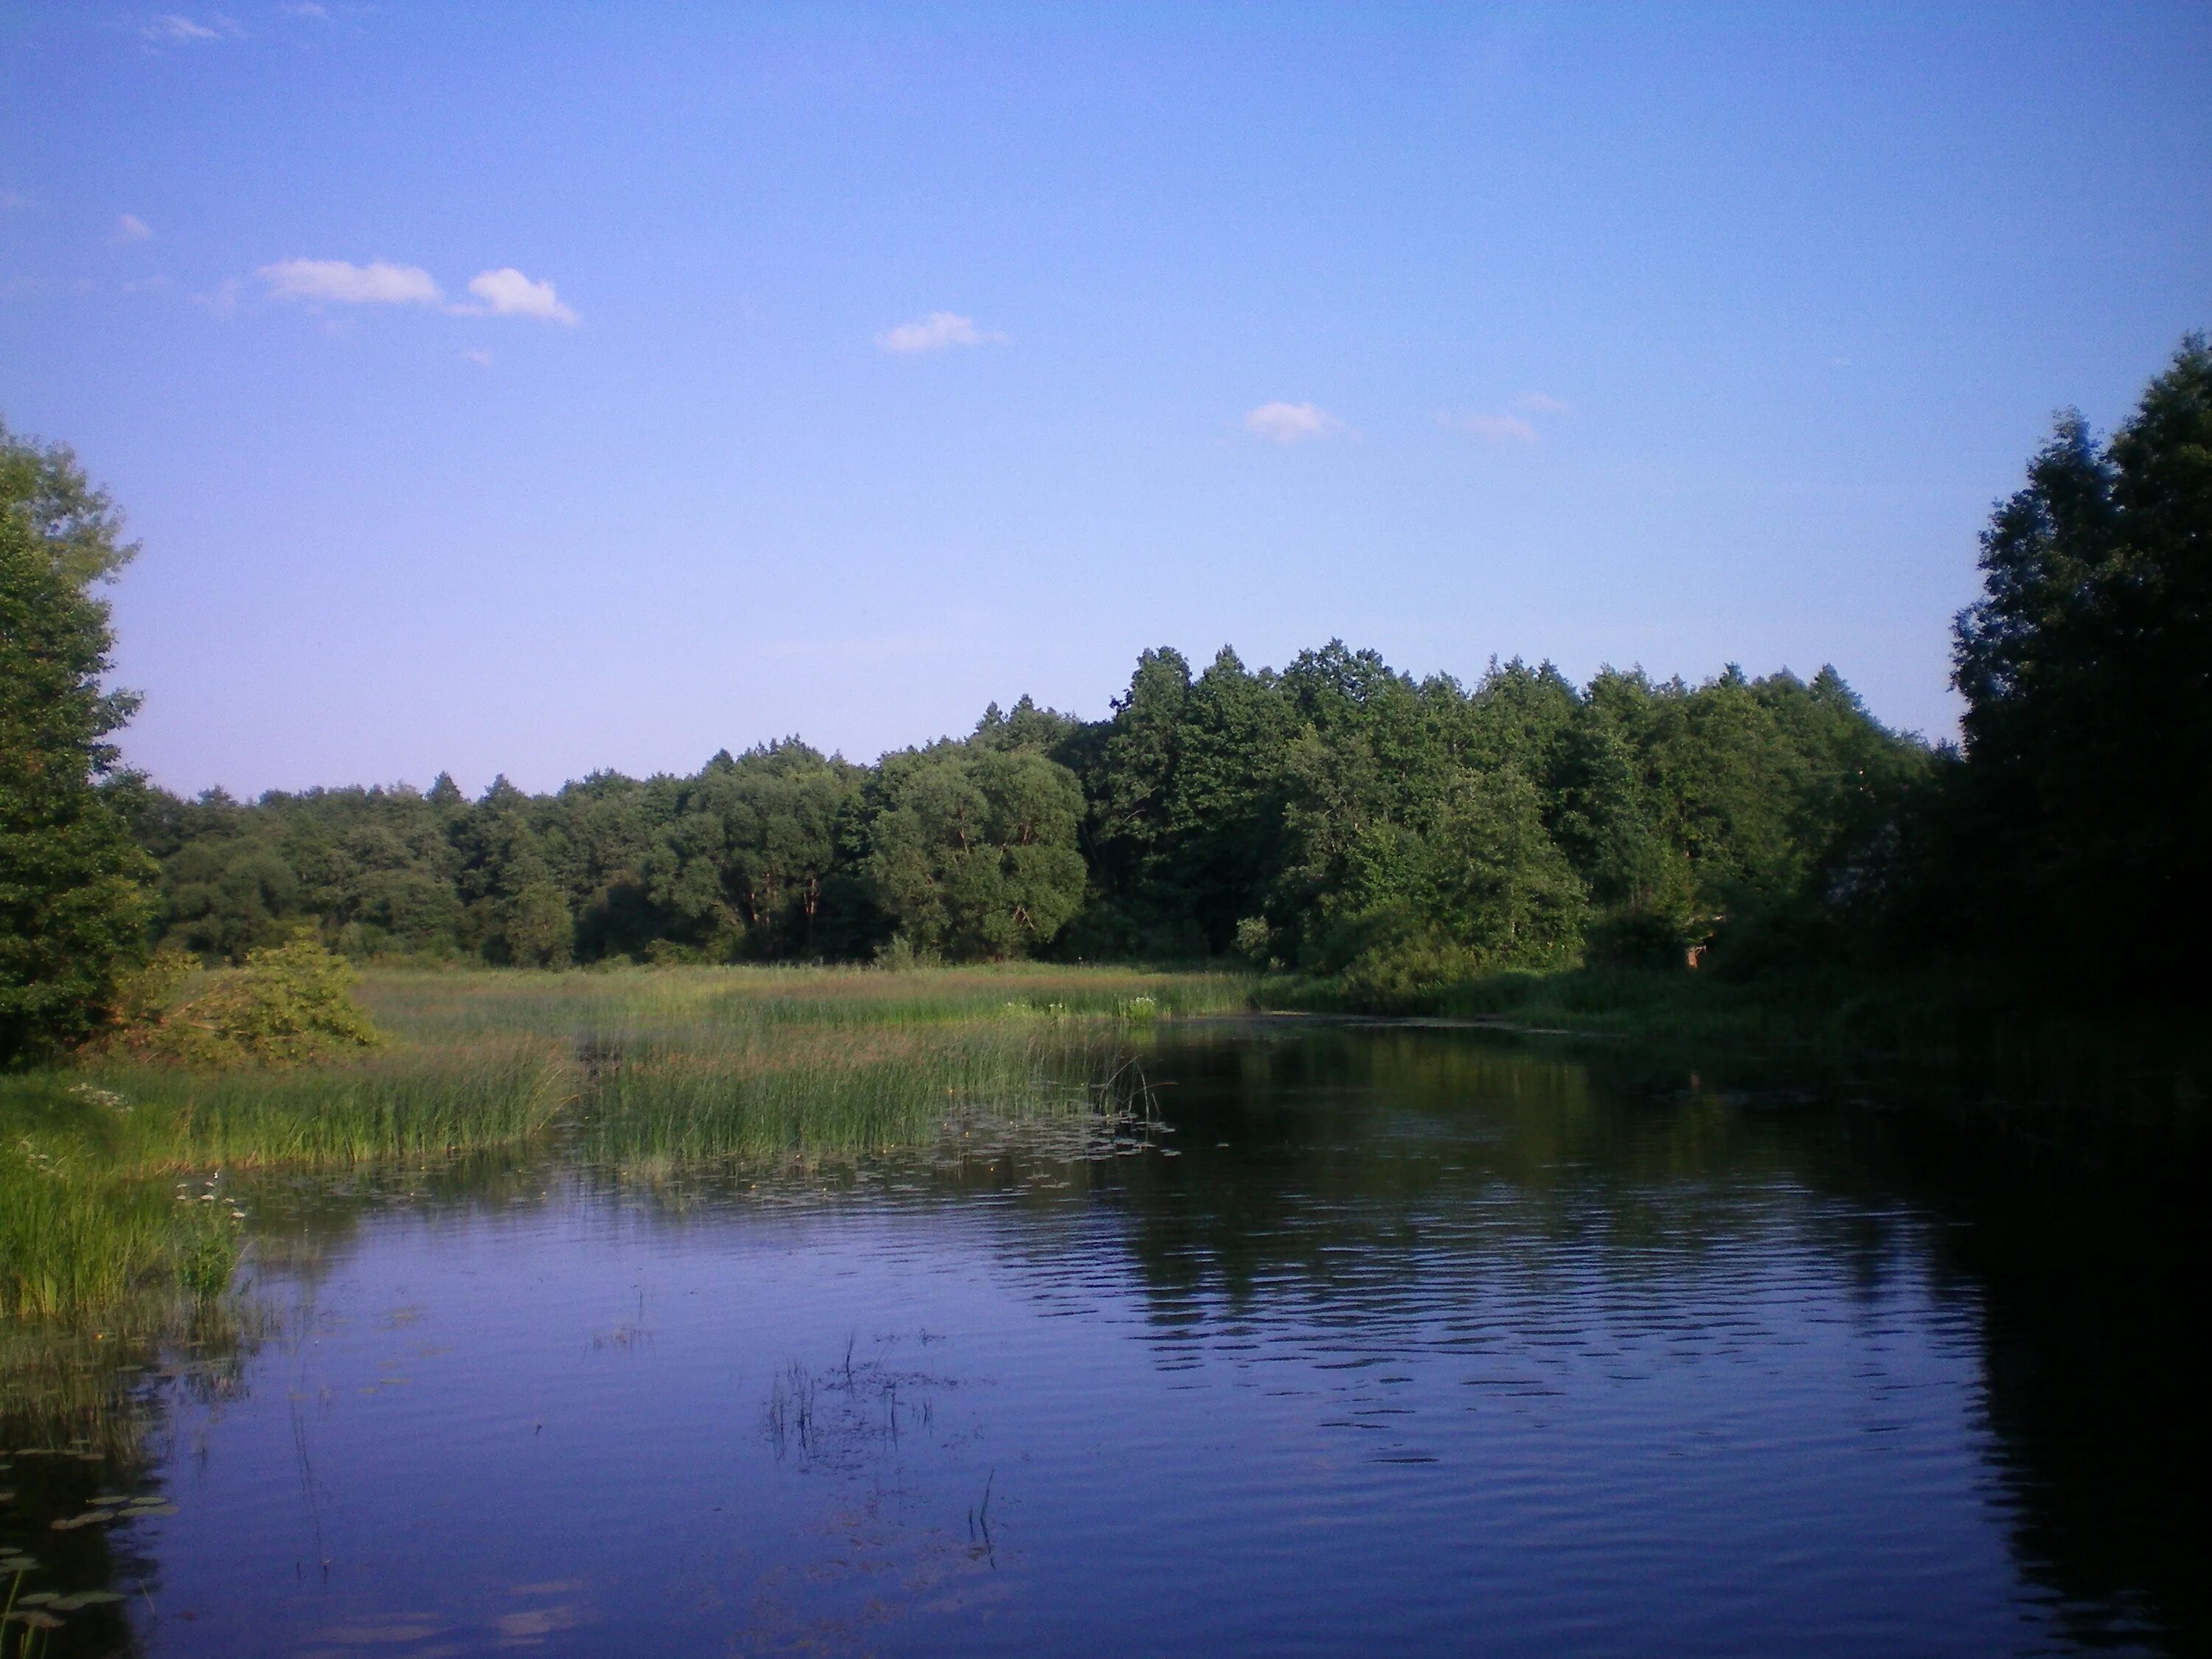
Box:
[4,1023,2204,1657]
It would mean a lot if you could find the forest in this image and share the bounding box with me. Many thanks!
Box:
[112,653,1921,987]
[4,335,2208,1059]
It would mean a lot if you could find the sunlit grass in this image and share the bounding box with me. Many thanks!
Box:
[1,964,1256,1319]
[0,1089,241,1319]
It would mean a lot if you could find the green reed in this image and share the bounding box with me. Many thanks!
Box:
[3,964,1250,1319]
[0,1080,251,1319]
[584,1017,1155,1165]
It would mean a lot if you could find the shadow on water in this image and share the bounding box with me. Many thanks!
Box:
[1,1305,263,1658]
[1083,1024,2207,1655]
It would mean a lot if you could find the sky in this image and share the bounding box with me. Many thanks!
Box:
[4,2,2208,798]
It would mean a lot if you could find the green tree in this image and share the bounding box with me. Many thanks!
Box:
[0,421,155,1060]
[454,779,575,967]
[862,743,1086,959]
[1937,335,2212,987]
[645,742,860,959]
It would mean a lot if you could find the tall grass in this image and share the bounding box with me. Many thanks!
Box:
[587,1018,1155,1164]
[0,1087,240,1318]
[356,961,1257,1040]
[3,964,1252,1319]
[75,1041,574,1168]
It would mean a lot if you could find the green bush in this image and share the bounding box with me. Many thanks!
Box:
[94,937,380,1068]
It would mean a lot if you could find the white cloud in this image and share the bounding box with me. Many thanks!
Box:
[462,347,494,367]
[110,214,153,246]
[142,14,219,41]
[1516,392,1570,414]
[875,311,1002,354]
[1244,401,1340,444]
[1440,410,1540,445]
[461,268,578,324]
[279,1,330,15]
[258,257,443,307]
[141,13,241,42]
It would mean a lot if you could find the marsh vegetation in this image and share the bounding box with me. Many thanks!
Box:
[2,961,1254,1323]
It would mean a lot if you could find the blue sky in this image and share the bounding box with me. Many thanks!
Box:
[4,3,2208,796]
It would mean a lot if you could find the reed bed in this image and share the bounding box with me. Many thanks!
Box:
[71,1041,574,1169]
[4,964,1248,1318]
[354,961,1257,1043]
[0,1098,239,1320]
[586,1018,1153,1164]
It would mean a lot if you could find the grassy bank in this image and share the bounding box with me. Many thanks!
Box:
[2,964,1259,1319]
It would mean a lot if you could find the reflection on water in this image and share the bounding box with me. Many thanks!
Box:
[1,1024,2202,1656]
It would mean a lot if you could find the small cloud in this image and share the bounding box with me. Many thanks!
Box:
[279,1,330,15]
[462,347,494,367]
[142,14,219,41]
[1515,392,1570,414]
[258,257,443,307]
[141,13,241,42]
[875,311,1002,354]
[0,188,29,211]
[110,213,154,246]
[192,276,243,315]
[1439,410,1540,446]
[121,274,173,294]
[1243,401,1341,445]
[461,267,579,324]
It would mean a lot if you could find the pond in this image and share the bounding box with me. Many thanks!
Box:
[4,1021,2203,1656]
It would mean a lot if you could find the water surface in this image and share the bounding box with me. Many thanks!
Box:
[6,1023,2202,1655]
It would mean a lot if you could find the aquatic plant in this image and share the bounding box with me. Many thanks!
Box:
[0,1082,243,1318]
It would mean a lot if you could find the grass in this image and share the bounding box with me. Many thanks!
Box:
[2,963,1260,1320]
[0,1089,241,1319]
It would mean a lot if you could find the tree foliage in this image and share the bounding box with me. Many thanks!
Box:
[1927,335,2212,992]
[0,421,153,1061]
[110,639,1923,985]
[863,740,1088,959]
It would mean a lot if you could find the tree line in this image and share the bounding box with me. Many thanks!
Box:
[3,335,2205,1060]
[109,644,1924,995]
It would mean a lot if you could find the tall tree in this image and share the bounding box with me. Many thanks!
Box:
[1942,335,2212,988]
[862,742,1086,959]
[0,421,154,1060]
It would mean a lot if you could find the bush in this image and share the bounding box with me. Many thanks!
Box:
[91,937,380,1068]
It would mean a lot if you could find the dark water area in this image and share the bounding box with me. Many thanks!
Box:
[4,1023,2205,1656]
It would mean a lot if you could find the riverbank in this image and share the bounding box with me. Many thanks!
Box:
[1282,960,2211,1113]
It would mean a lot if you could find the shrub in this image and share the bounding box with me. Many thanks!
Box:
[91,937,380,1068]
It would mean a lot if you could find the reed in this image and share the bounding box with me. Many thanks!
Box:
[586,1018,1152,1164]
[3,964,1251,1318]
